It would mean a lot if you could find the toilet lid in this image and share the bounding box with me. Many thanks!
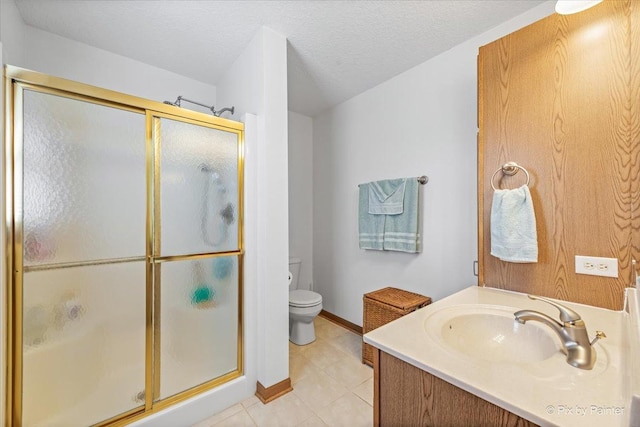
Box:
[290,290,322,307]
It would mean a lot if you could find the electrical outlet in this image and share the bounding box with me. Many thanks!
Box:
[575,256,618,278]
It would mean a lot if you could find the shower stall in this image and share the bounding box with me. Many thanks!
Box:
[3,66,244,426]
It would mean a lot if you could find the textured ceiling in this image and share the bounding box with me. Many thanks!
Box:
[14,0,547,117]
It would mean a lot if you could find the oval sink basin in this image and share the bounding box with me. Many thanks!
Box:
[425,305,561,364]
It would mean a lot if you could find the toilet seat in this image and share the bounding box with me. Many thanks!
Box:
[289,290,322,308]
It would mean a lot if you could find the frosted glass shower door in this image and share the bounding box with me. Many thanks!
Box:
[152,115,243,400]
[158,117,240,256]
[157,256,240,399]
[20,89,147,426]
[8,66,245,426]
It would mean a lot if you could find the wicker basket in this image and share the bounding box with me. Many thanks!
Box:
[362,287,431,366]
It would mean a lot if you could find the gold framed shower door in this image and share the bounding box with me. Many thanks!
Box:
[3,65,245,427]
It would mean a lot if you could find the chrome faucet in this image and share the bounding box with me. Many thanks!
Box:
[514,295,605,370]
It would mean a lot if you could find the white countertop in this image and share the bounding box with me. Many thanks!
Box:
[363,286,632,427]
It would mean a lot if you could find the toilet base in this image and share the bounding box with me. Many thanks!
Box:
[290,318,317,346]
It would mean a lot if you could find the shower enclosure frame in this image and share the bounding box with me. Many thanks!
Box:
[2,65,245,427]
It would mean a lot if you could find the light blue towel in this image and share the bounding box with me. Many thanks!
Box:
[358,178,421,253]
[368,178,406,215]
[383,178,420,253]
[490,185,538,263]
[359,185,384,250]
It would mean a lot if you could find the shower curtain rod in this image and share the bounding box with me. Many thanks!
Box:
[163,95,235,117]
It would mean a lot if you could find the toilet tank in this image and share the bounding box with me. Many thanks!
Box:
[289,257,301,291]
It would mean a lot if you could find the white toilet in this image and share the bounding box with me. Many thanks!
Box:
[289,257,323,345]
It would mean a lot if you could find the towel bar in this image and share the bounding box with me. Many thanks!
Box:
[491,162,530,191]
[358,176,429,187]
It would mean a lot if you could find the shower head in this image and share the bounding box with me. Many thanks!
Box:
[200,163,214,174]
[214,106,235,117]
[200,164,223,184]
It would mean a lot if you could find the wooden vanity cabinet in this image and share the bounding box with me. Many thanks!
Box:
[373,349,538,427]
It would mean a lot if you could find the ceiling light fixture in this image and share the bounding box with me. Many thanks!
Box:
[555,0,603,15]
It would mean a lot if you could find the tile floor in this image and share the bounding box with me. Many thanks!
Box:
[193,316,374,426]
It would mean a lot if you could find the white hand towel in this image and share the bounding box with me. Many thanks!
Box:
[490,185,538,263]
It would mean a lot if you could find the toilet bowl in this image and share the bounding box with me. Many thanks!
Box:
[289,257,322,345]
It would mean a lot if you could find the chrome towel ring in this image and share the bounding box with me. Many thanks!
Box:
[491,162,530,191]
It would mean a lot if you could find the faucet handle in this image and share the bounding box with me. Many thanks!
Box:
[527,295,582,323]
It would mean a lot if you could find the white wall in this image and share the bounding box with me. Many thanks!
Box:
[217,27,290,390]
[20,27,216,109]
[1,0,215,109]
[0,0,25,65]
[288,111,313,290]
[216,31,262,120]
[313,1,556,326]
